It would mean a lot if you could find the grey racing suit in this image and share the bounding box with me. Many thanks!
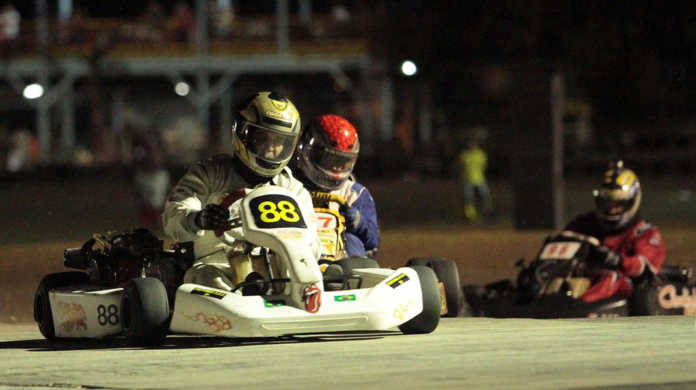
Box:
[162,155,320,291]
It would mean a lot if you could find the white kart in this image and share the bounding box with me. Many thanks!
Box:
[34,185,441,346]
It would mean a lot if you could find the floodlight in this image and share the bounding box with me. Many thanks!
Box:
[23,83,44,99]
[400,60,418,76]
[175,81,190,96]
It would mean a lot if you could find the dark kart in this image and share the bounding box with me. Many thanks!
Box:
[463,231,696,318]
[34,228,194,344]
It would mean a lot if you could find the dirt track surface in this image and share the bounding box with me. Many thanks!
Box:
[3,317,696,389]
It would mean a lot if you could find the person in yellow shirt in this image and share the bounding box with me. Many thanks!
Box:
[457,137,492,221]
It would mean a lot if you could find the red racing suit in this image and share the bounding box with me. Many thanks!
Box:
[564,212,666,303]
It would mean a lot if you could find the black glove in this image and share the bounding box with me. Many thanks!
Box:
[194,204,230,231]
[592,245,622,269]
[341,205,362,234]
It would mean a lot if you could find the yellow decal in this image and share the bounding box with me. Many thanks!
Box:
[191,287,227,300]
[387,273,410,289]
[393,300,415,320]
[185,312,233,332]
[258,200,300,223]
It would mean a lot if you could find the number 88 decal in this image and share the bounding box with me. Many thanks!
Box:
[250,195,307,228]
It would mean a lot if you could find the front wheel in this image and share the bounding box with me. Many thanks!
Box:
[121,277,170,347]
[406,257,463,317]
[399,266,441,334]
[34,272,89,340]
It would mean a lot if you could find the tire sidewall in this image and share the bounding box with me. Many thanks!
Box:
[399,265,441,334]
[34,272,89,340]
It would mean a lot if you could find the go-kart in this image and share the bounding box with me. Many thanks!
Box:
[310,191,464,317]
[463,231,696,318]
[34,185,442,346]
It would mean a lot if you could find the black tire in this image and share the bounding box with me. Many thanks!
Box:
[121,277,170,347]
[631,281,683,316]
[431,259,463,317]
[34,272,89,340]
[406,257,463,317]
[399,266,441,334]
[405,258,431,267]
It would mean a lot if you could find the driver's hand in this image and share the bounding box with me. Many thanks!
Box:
[340,205,362,234]
[195,204,230,231]
[592,245,622,270]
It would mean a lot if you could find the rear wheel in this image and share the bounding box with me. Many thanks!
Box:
[399,266,441,334]
[121,277,170,347]
[34,272,89,340]
[631,281,683,316]
[406,257,463,317]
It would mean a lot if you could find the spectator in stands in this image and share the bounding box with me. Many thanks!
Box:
[0,2,20,58]
[133,129,170,231]
[136,0,166,42]
[167,1,195,43]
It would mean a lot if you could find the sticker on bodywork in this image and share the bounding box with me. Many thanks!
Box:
[658,284,696,315]
[386,273,410,289]
[184,312,232,332]
[334,294,356,302]
[56,301,88,332]
[249,194,306,229]
[191,287,227,300]
[264,300,286,308]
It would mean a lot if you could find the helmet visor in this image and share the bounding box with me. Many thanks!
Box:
[240,121,298,163]
[308,143,357,174]
[594,188,634,219]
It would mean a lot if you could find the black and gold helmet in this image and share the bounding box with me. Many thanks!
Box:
[232,92,301,177]
[593,160,642,230]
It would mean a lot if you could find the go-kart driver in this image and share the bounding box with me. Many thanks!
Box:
[293,114,379,259]
[564,160,665,303]
[162,91,320,292]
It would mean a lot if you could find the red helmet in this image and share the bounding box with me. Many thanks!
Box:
[296,114,360,190]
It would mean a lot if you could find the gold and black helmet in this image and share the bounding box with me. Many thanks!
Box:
[232,91,301,177]
[593,160,642,230]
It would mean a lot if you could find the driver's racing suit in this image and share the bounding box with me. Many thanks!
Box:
[564,212,665,303]
[328,177,379,258]
[162,154,320,291]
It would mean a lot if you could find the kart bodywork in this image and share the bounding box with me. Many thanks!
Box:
[35,185,441,345]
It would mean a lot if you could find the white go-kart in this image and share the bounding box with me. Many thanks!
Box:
[34,185,441,346]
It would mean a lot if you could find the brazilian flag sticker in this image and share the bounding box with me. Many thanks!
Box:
[334,294,356,302]
[264,300,286,308]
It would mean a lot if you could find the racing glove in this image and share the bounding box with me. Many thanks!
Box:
[194,204,230,231]
[593,245,622,270]
[341,205,362,234]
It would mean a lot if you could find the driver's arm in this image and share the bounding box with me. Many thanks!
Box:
[162,159,216,242]
[621,225,665,277]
